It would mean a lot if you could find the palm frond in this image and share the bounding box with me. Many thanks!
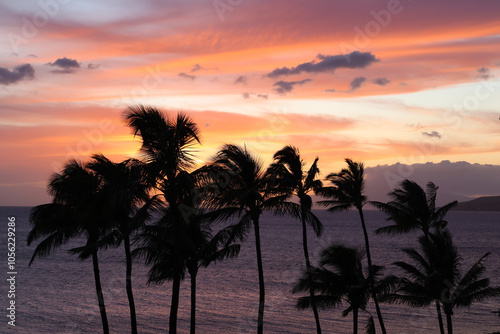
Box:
[29,231,73,265]
[457,252,490,288]
[302,209,324,237]
[364,316,376,334]
[296,294,343,310]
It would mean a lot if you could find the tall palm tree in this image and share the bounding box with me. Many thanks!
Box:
[372,179,458,238]
[268,145,323,333]
[27,159,111,334]
[202,144,285,334]
[317,158,387,334]
[382,229,500,334]
[124,105,201,334]
[87,154,155,334]
[293,244,387,334]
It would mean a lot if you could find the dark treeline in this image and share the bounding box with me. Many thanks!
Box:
[27,106,500,334]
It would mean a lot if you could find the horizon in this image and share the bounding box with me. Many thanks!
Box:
[1,0,500,206]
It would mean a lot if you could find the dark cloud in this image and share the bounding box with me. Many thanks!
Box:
[273,79,311,95]
[47,57,80,73]
[0,63,35,85]
[234,75,248,85]
[324,89,336,93]
[266,51,378,78]
[422,131,442,139]
[87,63,100,70]
[476,67,492,80]
[373,77,390,86]
[349,76,366,92]
[191,64,203,72]
[27,54,38,58]
[242,92,268,99]
[179,72,196,80]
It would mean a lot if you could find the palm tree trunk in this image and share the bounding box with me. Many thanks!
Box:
[358,208,386,334]
[436,301,445,334]
[190,268,198,334]
[124,234,138,334]
[353,307,359,334]
[445,311,453,334]
[301,211,321,334]
[253,216,265,334]
[92,250,109,334]
[170,274,181,334]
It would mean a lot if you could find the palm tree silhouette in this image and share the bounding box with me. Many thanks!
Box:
[133,212,187,329]
[185,215,241,334]
[87,154,156,334]
[133,204,240,334]
[268,145,323,333]
[202,144,284,334]
[382,229,500,334]
[27,159,111,334]
[293,244,387,334]
[372,179,457,238]
[317,158,387,333]
[124,105,201,334]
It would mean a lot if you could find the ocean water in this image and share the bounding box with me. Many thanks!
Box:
[1,207,499,334]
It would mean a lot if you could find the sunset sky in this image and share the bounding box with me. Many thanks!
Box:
[1,0,500,206]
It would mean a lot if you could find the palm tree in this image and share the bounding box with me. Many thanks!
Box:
[124,105,201,334]
[268,145,323,333]
[133,205,240,334]
[317,158,387,333]
[382,229,500,334]
[372,179,458,238]
[87,154,155,334]
[202,144,285,334]
[293,244,387,334]
[185,216,241,334]
[27,159,111,334]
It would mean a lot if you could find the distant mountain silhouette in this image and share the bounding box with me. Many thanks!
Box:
[453,196,500,211]
[364,161,500,206]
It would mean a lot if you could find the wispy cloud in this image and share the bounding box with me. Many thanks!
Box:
[476,67,493,80]
[373,77,390,86]
[87,63,100,70]
[349,77,366,92]
[242,92,268,99]
[0,64,35,85]
[422,130,442,139]
[266,51,378,78]
[234,75,248,85]
[273,79,311,95]
[179,72,196,80]
[191,64,202,72]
